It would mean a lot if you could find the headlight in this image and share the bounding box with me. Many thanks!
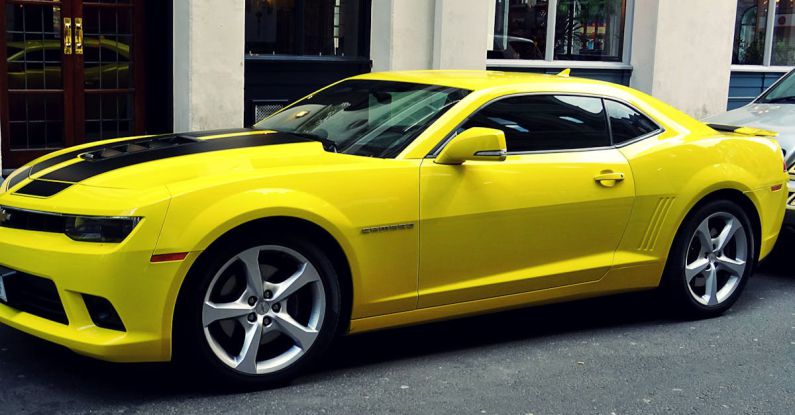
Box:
[64,216,141,243]
[0,206,140,243]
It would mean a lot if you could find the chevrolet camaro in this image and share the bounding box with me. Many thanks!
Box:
[0,71,788,387]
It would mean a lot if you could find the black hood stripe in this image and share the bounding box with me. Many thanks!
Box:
[41,131,309,183]
[6,135,151,190]
[11,131,310,197]
[15,180,73,197]
[7,129,255,190]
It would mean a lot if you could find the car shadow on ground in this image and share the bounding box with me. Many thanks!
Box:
[1,232,793,401]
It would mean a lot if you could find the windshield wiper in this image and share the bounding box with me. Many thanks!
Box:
[761,96,795,104]
[281,131,338,153]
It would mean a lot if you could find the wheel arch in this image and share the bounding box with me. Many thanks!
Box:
[171,215,355,359]
[673,187,762,262]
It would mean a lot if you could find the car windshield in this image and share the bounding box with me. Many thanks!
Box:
[254,80,470,158]
[757,71,795,104]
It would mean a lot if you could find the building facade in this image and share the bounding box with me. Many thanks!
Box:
[0,0,793,173]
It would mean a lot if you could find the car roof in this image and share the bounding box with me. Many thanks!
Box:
[354,70,616,92]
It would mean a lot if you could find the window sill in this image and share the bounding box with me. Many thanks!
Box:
[245,55,372,64]
[730,64,794,73]
[487,59,633,71]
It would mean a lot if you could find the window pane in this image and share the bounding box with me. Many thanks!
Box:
[490,0,548,60]
[462,95,610,152]
[554,0,625,62]
[245,0,364,57]
[733,0,768,65]
[772,0,795,66]
[605,100,659,145]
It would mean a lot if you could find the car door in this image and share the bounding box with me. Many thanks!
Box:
[418,94,636,308]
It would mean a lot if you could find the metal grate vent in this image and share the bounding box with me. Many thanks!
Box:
[255,104,286,123]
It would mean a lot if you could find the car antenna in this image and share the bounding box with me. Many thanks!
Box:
[557,68,571,77]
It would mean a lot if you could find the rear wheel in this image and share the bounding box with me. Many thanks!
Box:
[662,199,756,318]
[175,234,342,388]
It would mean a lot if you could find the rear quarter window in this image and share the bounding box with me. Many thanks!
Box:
[605,100,660,145]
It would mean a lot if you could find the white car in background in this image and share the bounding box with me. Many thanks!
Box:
[708,69,795,230]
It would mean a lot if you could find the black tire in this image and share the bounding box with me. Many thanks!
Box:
[173,232,342,389]
[661,199,757,319]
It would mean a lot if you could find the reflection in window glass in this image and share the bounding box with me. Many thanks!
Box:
[772,0,795,66]
[255,80,470,158]
[605,100,659,145]
[757,70,795,102]
[554,0,625,62]
[733,0,768,65]
[461,95,610,152]
[490,0,627,62]
[244,0,363,57]
[490,0,549,60]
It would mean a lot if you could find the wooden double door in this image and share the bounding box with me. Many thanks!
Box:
[0,0,145,168]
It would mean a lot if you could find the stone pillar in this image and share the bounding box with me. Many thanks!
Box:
[371,0,488,72]
[370,0,436,72]
[630,0,736,118]
[173,0,245,131]
[432,0,489,70]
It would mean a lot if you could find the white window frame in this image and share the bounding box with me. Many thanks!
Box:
[732,0,794,72]
[486,0,634,70]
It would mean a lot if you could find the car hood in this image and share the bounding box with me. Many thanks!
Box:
[707,103,795,165]
[2,129,349,197]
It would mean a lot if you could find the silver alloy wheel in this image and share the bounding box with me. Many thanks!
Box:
[202,245,326,375]
[684,212,748,306]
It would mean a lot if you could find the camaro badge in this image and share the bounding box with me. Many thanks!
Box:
[361,223,415,234]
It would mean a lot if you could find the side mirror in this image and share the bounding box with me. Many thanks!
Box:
[435,127,507,165]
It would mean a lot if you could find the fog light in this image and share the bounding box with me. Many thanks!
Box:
[83,294,126,332]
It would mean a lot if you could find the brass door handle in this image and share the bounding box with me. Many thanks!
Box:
[75,17,83,55]
[64,17,73,55]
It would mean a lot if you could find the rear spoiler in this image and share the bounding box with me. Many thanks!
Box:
[707,123,778,137]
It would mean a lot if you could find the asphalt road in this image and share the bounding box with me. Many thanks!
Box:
[0,236,793,414]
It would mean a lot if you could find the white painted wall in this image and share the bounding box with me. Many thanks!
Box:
[371,0,488,72]
[173,0,245,132]
[630,0,736,118]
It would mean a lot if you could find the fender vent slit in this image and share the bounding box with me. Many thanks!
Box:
[638,197,676,251]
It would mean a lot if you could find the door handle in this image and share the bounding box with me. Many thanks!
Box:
[74,18,84,55]
[594,172,625,187]
[63,18,73,55]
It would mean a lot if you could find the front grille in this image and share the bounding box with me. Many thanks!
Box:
[0,206,68,234]
[0,266,68,325]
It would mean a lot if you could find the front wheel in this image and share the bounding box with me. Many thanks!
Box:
[662,199,756,319]
[175,235,342,388]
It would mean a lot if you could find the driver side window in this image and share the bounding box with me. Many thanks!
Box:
[460,95,611,153]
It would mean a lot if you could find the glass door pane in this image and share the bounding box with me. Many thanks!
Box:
[81,0,134,141]
[5,1,68,151]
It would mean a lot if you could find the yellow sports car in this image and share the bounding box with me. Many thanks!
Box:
[0,71,788,386]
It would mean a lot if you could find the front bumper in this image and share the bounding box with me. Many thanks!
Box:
[0,188,192,362]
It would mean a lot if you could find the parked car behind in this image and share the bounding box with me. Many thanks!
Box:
[707,69,795,229]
